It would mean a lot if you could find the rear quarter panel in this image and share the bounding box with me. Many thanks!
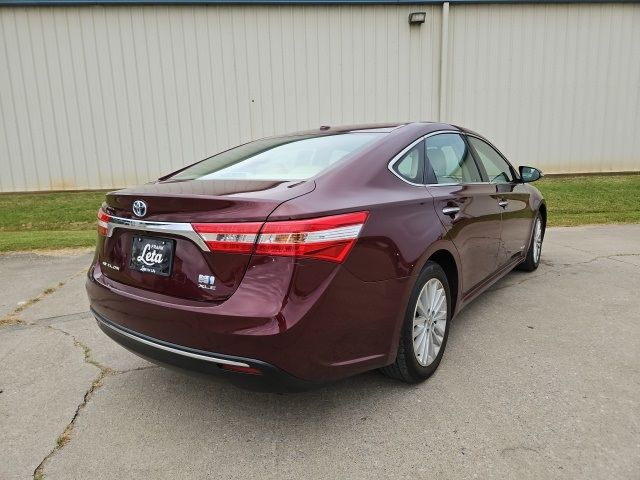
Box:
[271,181,446,282]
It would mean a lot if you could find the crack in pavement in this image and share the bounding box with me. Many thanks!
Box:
[542,253,640,269]
[598,253,640,267]
[0,267,91,328]
[37,311,94,325]
[552,242,640,264]
[489,252,639,292]
[30,322,159,479]
[32,324,112,480]
[0,267,158,479]
[0,281,67,327]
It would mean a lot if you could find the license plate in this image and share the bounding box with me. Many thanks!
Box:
[130,235,174,276]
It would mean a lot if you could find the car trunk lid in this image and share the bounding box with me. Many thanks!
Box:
[96,179,315,302]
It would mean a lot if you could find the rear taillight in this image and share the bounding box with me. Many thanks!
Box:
[97,208,110,236]
[255,211,369,263]
[192,222,262,254]
[192,211,368,263]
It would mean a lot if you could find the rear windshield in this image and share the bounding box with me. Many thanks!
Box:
[169,133,384,181]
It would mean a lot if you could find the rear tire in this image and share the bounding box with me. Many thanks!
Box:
[518,212,544,272]
[381,261,452,383]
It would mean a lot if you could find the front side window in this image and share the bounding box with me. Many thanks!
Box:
[170,132,384,182]
[467,137,514,184]
[426,133,482,184]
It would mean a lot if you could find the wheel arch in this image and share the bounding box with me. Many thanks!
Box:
[415,241,462,317]
[538,201,547,232]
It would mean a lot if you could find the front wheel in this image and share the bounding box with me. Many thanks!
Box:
[518,212,544,271]
[381,261,452,383]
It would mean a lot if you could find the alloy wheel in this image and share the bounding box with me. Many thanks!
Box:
[412,278,448,367]
[533,217,543,264]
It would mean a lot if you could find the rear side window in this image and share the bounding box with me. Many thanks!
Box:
[467,137,514,184]
[170,133,384,181]
[426,133,482,184]
[391,143,424,184]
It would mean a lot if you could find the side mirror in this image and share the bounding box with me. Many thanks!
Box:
[519,166,543,183]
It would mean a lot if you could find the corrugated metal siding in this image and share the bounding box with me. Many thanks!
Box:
[0,3,638,192]
[444,3,640,173]
[0,5,442,191]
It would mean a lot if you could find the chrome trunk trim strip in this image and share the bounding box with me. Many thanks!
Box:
[106,214,209,251]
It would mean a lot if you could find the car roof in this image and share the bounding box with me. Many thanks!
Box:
[288,122,465,137]
[289,123,405,136]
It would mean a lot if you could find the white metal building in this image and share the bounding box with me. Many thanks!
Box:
[0,0,639,192]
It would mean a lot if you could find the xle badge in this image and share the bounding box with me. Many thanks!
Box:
[198,274,216,290]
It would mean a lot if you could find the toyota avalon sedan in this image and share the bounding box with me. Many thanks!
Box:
[87,122,546,391]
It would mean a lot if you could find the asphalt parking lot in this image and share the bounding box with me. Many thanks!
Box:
[1,224,639,480]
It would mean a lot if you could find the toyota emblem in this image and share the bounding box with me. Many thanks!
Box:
[132,200,148,218]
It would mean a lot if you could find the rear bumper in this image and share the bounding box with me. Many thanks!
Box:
[94,309,317,392]
[87,256,412,385]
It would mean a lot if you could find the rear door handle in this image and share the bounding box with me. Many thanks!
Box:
[498,200,509,208]
[442,206,460,216]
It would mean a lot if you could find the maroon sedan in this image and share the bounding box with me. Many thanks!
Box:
[87,123,545,391]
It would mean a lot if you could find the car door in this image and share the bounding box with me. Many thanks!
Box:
[467,135,533,266]
[425,133,502,295]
